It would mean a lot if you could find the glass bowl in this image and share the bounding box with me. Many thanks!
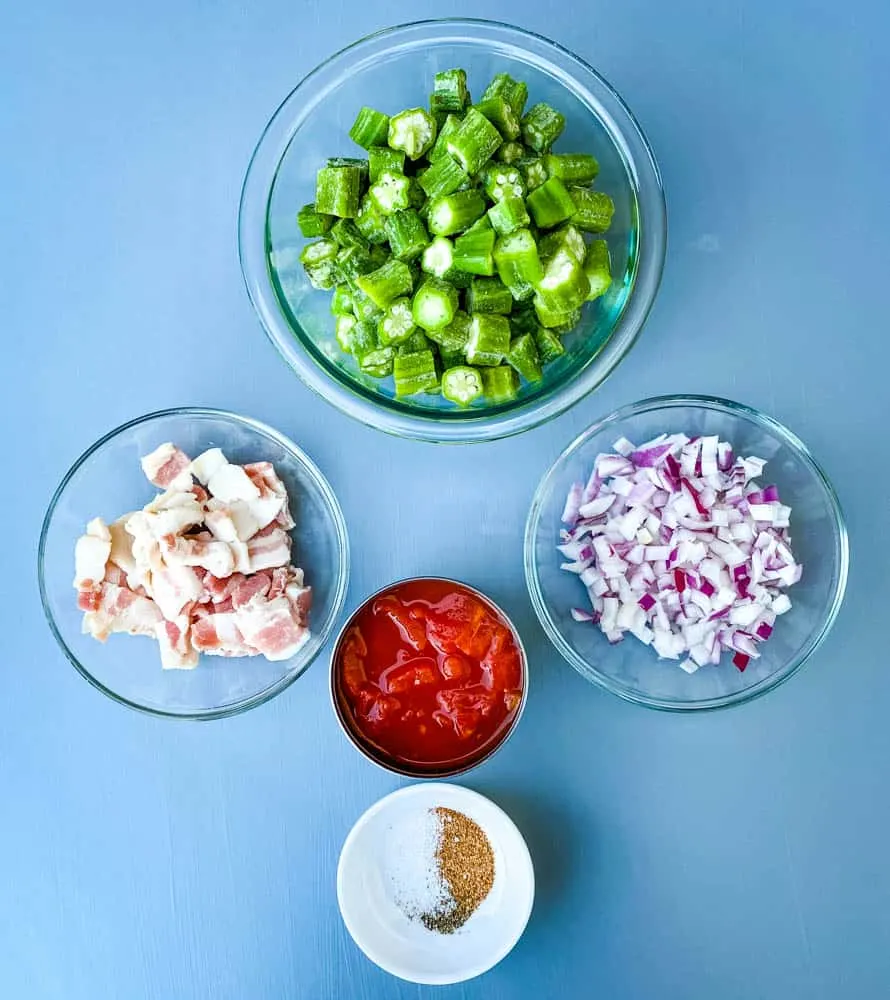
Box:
[239,18,666,442]
[524,395,849,711]
[38,408,349,720]
[329,578,528,777]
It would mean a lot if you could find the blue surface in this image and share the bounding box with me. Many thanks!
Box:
[3,2,889,997]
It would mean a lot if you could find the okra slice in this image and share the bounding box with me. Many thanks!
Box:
[394,349,439,396]
[368,146,406,183]
[466,313,511,365]
[442,365,484,405]
[334,245,374,283]
[427,190,487,236]
[351,286,383,323]
[467,277,513,315]
[426,309,471,352]
[520,102,566,153]
[369,171,417,216]
[538,223,587,264]
[412,277,459,331]
[570,187,615,233]
[510,303,540,336]
[350,319,379,361]
[418,155,468,200]
[349,107,391,150]
[534,293,582,329]
[493,229,542,300]
[542,153,600,185]
[584,239,612,300]
[355,194,389,244]
[506,333,544,383]
[488,196,530,236]
[300,238,338,288]
[429,114,463,162]
[377,297,417,346]
[475,96,521,141]
[330,283,355,316]
[439,346,466,369]
[388,108,437,161]
[446,107,503,174]
[334,313,356,353]
[480,163,525,202]
[533,325,565,363]
[316,164,364,218]
[452,225,496,276]
[297,202,334,237]
[551,307,582,334]
[526,176,577,229]
[355,259,414,309]
[384,209,430,262]
[331,218,370,251]
[480,73,529,118]
[327,156,370,181]
[430,69,470,121]
[518,156,548,191]
[495,141,525,165]
[536,248,591,314]
[421,237,472,288]
[359,346,395,379]
[398,330,433,354]
[481,365,520,403]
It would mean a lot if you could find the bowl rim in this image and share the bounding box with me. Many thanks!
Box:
[329,576,529,776]
[238,17,667,443]
[523,393,850,711]
[37,406,350,721]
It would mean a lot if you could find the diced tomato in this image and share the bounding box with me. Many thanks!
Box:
[456,614,498,659]
[503,690,522,713]
[440,654,471,681]
[451,708,480,739]
[482,647,522,692]
[425,593,487,654]
[363,692,401,725]
[380,658,439,694]
[341,647,367,697]
[343,625,367,657]
[374,595,427,651]
[436,686,498,717]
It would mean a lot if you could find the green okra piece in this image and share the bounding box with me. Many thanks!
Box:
[533,325,565,363]
[474,96,521,141]
[427,189,487,236]
[446,107,503,174]
[368,171,415,215]
[526,177,577,229]
[350,318,379,361]
[426,309,471,352]
[510,304,540,336]
[506,333,543,382]
[452,225,496,276]
[487,196,530,236]
[430,69,470,122]
[494,141,525,165]
[467,277,513,315]
[542,152,600,185]
[481,365,519,403]
[439,347,466,369]
[480,164,525,202]
[520,102,566,153]
[334,245,374,283]
[331,218,370,251]
[493,229,542,301]
[583,239,612,300]
[334,313,357,353]
[421,237,472,288]
[300,238,338,288]
[368,146,406,183]
[349,107,391,150]
[359,346,395,378]
[417,154,468,200]
[377,297,417,346]
[534,295,582,329]
[354,194,389,244]
[412,276,459,331]
[315,163,364,218]
[384,209,429,262]
[570,187,615,233]
[394,349,439,396]
[551,308,583,334]
[535,248,590,315]
[518,156,548,191]
[388,107,437,161]
[429,113,464,162]
[355,259,414,308]
[330,283,355,316]
[350,286,383,323]
[441,365,484,405]
[297,202,334,237]
[466,313,511,365]
[480,73,529,118]
[397,330,433,354]
[538,223,587,264]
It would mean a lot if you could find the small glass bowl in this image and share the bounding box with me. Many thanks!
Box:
[330,578,528,776]
[524,395,849,711]
[239,18,666,442]
[38,408,349,720]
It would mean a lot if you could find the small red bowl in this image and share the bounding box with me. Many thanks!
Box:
[330,577,528,778]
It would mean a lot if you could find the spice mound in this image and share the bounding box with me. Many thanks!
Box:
[388,806,495,934]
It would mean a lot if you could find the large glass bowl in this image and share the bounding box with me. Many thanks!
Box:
[239,19,666,442]
[524,395,849,710]
[38,408,349,720]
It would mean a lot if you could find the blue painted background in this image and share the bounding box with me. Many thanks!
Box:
[3,2,889,997]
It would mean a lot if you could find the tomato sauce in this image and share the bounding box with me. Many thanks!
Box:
[334,579,524,771]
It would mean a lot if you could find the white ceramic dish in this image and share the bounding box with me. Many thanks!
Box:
[336,783,534,985]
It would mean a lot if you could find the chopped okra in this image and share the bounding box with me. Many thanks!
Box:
[290,64,617,408]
